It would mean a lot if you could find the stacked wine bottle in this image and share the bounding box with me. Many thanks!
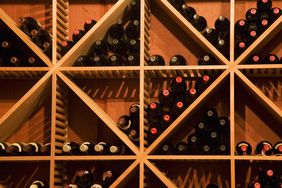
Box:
[235,0,282,58]
[158,107,230,155]
[64,169,118,188]
[18,17,52,60]
[248,168,282,188]
[59,18,97,56]
[61,141,127,155]
[0,142,50,156]
[145,74,215,146]
[71,0,140,67]
[246,53,282,64]
[0,19,46,67]
[168,0,230,59]
[236,141,282,156]
[147,54,187,66]
[117,103,140,146]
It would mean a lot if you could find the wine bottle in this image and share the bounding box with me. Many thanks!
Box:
[147,54,165,66]
[203,107,218,125]
[60,40,75,56]
[201,144,213,155]
[6,142,27,156]
[29,180,49,188]
[171,101,186,119]
[147,127,161,144]
[109,145,126,155]
[84,18,97,32]
[195,121,208,133]
[92,55,109,66]
[170,76,187,95]
[74,55,93,66]
[102,170,116,187]
[195,74,210,94]
[109,54,123,66]
[215,16,230,33]
[255,141,273,155]
[79,142,95,155]
[259,169,277,187]
[257,0,272,11]
[31,28,52,49]
[206,183,219,188]
[270,7,282,22]
[125,19,140,39]
[65,184,78,188]
[117,115,132,133]
[128,129,140,145]
[108,38,126,55]
[216,143,229,155]
[91,40,108,56]
[235,40,248,58]
[0,142,10,156]
[72,29,85,43]
[76,170,94,188]
[94,142,109,155]
[198,55,216,65]
[246,8,260,22]
[265,54,279,64]
[187,133,201,154]
[247,54,263,64]
[124,54,139,66]
[258,18,270,33]
[217,116,230,137]
[215,38,229,58]
[9,56,21,67]
[19,17,42,37]
[129,103,140,120]
[91,184,102,188]
[146,102,162,125]
[236,141,252,155]
[184,88,197,105]
[23,142,42,156]
[159,143,174,155]
[208,130,221,144]
[40,143,51,155]
[1,40,12,50]
[235,19,249,37]
[248,180,262,188]
[246,30,259,43]
[160,114,173,128]
[62,141,80,155]
[169,55,186,65]
[126,38,140,55]
[158,89,174,113]
[191,14,207,32]
[107,19,124,41]
[203,28,219,45]
[273,141,282,155]
[128,0,140,21]
[180,4,196,22]
[175,142,188,155]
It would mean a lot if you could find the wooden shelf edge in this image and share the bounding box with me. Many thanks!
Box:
[235,69,282,119]
[237,64,282,69]
[0,67,50,71]
[59,66,142,71]
[234,155,282,161]
[146,155,232,160]
[0,71,53,141]
[144,69,230,155]
[230,71,235,157]
[234,16,282,66]
[0,8,53,67]
[54,155,137,161]
[144,65,229,70]
[144,159,177,188]
[56,71,140,155]
[109,159,140,188]
[157,0,230,66]
[57,0,128,67]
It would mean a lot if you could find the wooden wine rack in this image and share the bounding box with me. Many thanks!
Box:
[0,0,281,187]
